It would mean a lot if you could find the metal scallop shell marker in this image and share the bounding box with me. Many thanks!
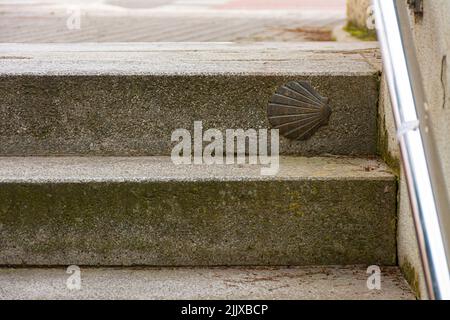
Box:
[268,81,331,140]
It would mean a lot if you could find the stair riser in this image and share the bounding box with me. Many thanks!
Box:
[0,179,396,266]
[0,74,378,156]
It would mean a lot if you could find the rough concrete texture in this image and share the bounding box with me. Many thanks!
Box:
[0,42,380,75]
[0,266,414,300]
[377,1,450,299]
[0,43,380,156]
[0,156,395,183]
[0,156,397,266]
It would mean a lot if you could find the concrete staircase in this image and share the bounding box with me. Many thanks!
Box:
[0,42,414,299]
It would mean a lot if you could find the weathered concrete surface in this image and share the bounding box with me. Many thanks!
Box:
[0,156,397,266]
[0,156,395,183]
[0,43,380,156]
[0,266,414,300]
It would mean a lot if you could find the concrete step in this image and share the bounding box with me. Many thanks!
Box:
[0,156,397,266]
[0,42,380,156]
[0,266,414,300]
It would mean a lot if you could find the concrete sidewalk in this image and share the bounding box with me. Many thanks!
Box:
[0,0,346,42]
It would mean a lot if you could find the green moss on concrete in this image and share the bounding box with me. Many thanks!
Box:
[377,86,400,176]
[400,260,421,299]
[378,123,401,176]
[343,22,377,41]
[0,178,397,266]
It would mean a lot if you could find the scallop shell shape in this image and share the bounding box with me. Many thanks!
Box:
[267,81,331,140]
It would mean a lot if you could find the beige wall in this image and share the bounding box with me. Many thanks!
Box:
[410,1,450,170]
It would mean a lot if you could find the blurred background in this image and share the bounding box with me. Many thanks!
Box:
[0,0,347,42]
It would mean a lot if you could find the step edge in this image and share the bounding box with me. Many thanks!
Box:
[0,42,381,76]
[0,156,396,183]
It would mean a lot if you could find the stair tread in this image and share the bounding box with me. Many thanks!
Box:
[0,266,414,300]
[0,156,394,183]
[0,42,380,76]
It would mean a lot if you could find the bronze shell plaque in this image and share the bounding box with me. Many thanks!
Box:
[267,81,331,140]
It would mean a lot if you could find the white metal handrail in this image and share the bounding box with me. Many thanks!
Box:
[374,0,450,299]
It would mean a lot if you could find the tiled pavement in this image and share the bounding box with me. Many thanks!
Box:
[0,0,346,42]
